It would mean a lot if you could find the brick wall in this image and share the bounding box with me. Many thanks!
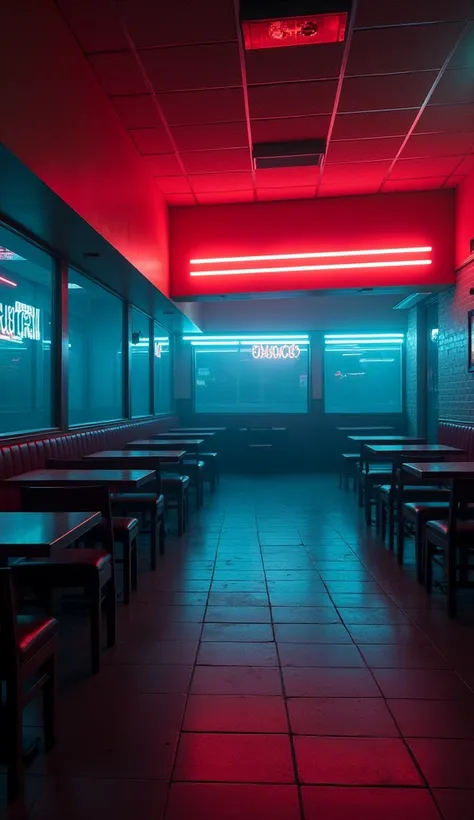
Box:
[406,308,418,434]
[438,261,474,421]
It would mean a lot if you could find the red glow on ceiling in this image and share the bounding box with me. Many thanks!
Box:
[0,275,17,288]
[190,259,432,277]
[190,246,433,265]
[242,12,347,50]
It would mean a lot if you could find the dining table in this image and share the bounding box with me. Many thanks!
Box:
[128,438,204,454]
[152,431,215,440]
[85,449,186,465]
[338,426,395,432]
[0,511,102,564]
[170,427,226,433]
[3,468,156,490]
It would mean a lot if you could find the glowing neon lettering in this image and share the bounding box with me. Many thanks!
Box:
[252,343,301,360]
[0,301,41,343]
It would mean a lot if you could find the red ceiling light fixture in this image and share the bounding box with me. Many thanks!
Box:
[240,0,350,50]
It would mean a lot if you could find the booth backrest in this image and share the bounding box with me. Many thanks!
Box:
[438,420,474,460]
[0,416,178,511]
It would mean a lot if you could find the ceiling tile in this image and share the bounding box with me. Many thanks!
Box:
[157,88,246,127]
[251,115,330,143]
[181,149,252,174]
[447,154,474,175]
[156,177,192,194]
[339,72,437,112]
[347,23,464,75]
[140,43,242,92]
[170,122,249,151]
[245,44,344,84]
[195,190,255,205]
[188,172,254,193]
[142,154,183,176]
[400,131,474,158]
[446,176,465,187]
[55,0,128,52]
[119,0,236,48]
[389,155,465,179]
[429,68,474,105]
[166,194,196,206]
[88,52,148,96]
[326,136,403,164]
[110,95,160,129]
[129,127,173,154]
[449,24,474,69]
[256,187,317,201]
[382,176,449,192]
[355,0,472,28]
[322,161,392,185]
[255,167,320,188]
[415,103,474,132]
[332,109,417,139]
[248,80,338,119]
[318,181,381,197]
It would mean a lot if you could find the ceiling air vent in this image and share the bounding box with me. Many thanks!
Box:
[253,139,326,169]
[240,0,350,50]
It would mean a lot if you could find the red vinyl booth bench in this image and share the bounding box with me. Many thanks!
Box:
[0,417,179,511]
[438,421,474,459]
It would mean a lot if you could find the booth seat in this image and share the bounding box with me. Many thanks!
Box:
[0,416,178,511]
[438,421,474,459]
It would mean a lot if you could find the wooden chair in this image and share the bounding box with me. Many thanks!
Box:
[0,568,57,803]
[425,478,474,617]
[18,485,116,673]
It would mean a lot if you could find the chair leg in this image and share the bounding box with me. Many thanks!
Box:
[89,579,102,674]
[122,536,132,604]
[425,535,433,594]
[5,675,23,804]
[447,544,457,618]
[159,516,165,556]
[415,520,424,584]
[150,508,157,570]
[42,654,56,752]
[131,535,138,590]
[177,494,185,536]
[365,484,372,527]
[388,497,395,552]
[105,578,116,649]
[381,502,387,541]
[358,476,364,508]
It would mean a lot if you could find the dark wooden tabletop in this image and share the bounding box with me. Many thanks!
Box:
[0,511,101,558]
[154,431,215,438]
[171,427,225,432]
[4,469,155,489]
[366,444,463,455]
[337,426,394,432]
[403,462,474,480]
[129,439,204,449]
[86,449,185,462]
[349,435,425,443]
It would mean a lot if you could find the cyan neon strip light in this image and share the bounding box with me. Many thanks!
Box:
[325,333,404,339]
[190,247,432,265]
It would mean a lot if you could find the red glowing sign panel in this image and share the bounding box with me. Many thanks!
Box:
[242,12,347,50]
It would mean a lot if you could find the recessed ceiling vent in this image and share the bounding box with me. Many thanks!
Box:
[253,139,326,169]
[240,0,350,50]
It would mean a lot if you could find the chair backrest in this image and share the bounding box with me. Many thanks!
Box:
[0,568,19,667]
[20,485,113,553]
[447,479,474,540]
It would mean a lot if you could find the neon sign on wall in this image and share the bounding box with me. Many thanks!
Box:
[0,301,41,343]
[252,343,301,360]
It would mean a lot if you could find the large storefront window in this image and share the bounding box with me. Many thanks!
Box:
[130,307,152,418]
[68,271,124,425]
[193,334,310,414]
[154,322,172,414]
[0,225,54,434]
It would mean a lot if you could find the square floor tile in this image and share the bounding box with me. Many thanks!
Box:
[205,606,271,623]
[165,783,301,820]
[212,571,265,580]
[70,664,194,695]
[272,606,341,623]
[283,668,380,697]
[295,736,423,785]
[388,698,474,738]
[347,624,428,645]
[360,644,450,669]
[275,624,351,644]
[211,580,267,593]
[373,669,472,699]
[28,778,168,820]
[330,594,396,608]
[278,643,365,667]
[269,593,334,607]
[104,639,199,665]
[324,581,383,594]
[191,666,283,695]
[337,607,409,625]
[183,695,288,732]
[409,738,474,787]
[302,786,441,819]
[201,623,274,642]
[173,733,295,783]
[208,592,269,607]
[288,697,399,736]
[433,788,474,820]
[197,642,278,666]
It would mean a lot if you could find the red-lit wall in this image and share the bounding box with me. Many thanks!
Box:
[455,170,474,268]
[0,0,169,295]
[170,191,454,299]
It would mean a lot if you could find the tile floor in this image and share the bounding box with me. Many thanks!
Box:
[4,475,474,819]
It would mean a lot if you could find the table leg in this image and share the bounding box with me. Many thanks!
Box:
[396,466,405,564]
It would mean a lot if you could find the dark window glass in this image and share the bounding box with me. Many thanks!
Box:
[130,308,151,418]
[154,322,172,414]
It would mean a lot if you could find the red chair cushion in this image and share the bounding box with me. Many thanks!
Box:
[17,614,57,662]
